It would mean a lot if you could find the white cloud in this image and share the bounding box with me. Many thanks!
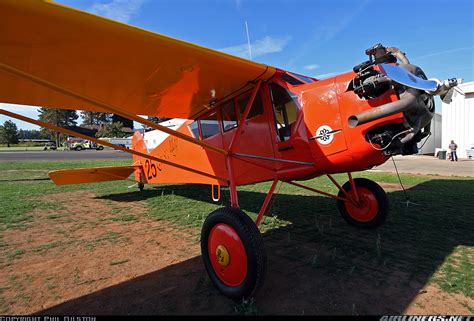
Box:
[303,64,320,71]
[89,0,146,23]
[313,71,342,79]
[218,36,291,60]
[413,46,474,61]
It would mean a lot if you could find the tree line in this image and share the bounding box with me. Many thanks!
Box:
[1,108,136,147]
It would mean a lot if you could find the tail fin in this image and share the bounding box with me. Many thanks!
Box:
[132,130,148,155]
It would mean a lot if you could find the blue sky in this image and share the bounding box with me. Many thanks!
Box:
[1,0,473,129]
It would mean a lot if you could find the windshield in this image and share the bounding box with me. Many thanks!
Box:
[289,72,315,84]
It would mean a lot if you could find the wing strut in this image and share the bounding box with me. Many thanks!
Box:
[0,109,227,183]
[0,62,227,156]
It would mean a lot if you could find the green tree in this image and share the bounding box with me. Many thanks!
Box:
[0,120,19,147]
[112,114,133,129]
[38,108,78,146]
[80,111,112,126]
[95,122,127,138]
[18,129,49,140]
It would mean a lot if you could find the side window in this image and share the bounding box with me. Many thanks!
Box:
[188,121,200,139]
[281,73,304,86]
[221,100,238,131]
[270,83,299,142]
[199,112,219,139]
[237,91,264,120]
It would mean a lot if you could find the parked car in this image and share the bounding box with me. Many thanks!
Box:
[43,142,57,150]
[69,140,104,151]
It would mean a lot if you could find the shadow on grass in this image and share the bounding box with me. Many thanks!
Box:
[0,178,51,182]
[38,178,473,315]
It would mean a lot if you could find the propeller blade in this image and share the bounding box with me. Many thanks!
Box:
[378,63,439,92]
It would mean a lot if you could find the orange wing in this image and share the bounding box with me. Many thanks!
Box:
[0,0,275,119]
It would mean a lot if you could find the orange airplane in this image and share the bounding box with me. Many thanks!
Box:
[0,0,457,299]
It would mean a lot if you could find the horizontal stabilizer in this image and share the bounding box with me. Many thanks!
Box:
[48,166,137,186]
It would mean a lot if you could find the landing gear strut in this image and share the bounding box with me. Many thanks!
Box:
[200,173,389,299]
[287,173,389,229]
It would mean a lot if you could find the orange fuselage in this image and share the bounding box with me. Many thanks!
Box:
[132,69,403,188]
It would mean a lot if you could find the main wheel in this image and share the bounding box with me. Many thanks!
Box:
[201,207,266,299]
[337,178,389,229]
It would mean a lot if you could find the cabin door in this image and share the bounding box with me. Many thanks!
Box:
[221,85,276,185]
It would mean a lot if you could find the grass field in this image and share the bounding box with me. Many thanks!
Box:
[0,160,472,314]
[0,146,48,152]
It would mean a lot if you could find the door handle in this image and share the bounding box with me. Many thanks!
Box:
[278,145,294,152]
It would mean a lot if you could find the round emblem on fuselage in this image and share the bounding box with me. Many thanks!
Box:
[315,125,334,145]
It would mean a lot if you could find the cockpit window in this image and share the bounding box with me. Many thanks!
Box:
[281,73,304,86]
[221,100,238,131]
[237,91,264,120]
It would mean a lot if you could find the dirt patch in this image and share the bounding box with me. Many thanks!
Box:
[0,190,200,315]
[404,284,473,314]
[0,189,471,315]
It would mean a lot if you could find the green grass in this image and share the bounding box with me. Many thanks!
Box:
[0,159,473,308]
[0,146,45,152]
[431,246,473,299]
[6,249,25,261]
[84,231,128,252]
[0,160,129,229]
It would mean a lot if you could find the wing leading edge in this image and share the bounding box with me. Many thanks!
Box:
[0,0,275,119]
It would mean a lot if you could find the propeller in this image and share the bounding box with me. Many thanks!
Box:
[378,63,458,97]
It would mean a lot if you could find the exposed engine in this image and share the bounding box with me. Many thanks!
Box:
[347,43,457,156]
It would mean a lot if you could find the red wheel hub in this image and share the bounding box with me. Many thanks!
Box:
[208,223,247,287]
[344,186,379,222]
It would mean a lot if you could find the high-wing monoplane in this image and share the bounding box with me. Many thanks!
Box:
[0,0,457,298]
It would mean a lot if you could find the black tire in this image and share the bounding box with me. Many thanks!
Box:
[201,207,266,299]
[337,178,389,229]
[75,146,83,151]
[97,146,104,150]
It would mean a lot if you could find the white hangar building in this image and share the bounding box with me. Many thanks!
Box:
[441,81,474,159]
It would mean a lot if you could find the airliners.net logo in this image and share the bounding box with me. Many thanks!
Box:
[380,316,472,321]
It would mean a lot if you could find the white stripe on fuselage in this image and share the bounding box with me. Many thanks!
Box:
[142,118,188,152]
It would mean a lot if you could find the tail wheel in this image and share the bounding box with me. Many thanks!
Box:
[337,178,389,229]
[201,207,266,299]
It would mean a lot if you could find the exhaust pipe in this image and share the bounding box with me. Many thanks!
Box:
[348,88,420,128]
